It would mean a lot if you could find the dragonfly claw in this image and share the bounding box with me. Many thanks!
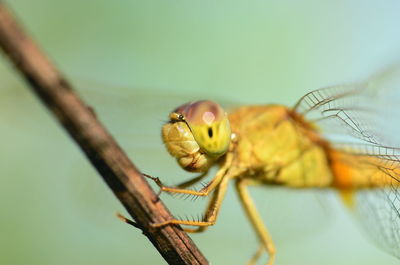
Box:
[142,173,165,202]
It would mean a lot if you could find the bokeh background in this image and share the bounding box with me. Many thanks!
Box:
[1,1,400,265]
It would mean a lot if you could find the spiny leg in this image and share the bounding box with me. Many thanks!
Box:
[117,172,217,229]
[144,171,207,190]
[183,175,230,233]
[144,168,224,197]
[175,172,208,189]
[152,174,230,230]
[146,153,233,197]
[235,179,276,265]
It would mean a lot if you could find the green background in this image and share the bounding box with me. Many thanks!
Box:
[1,1,400,265]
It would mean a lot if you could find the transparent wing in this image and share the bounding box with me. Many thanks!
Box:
[68,78,250,194]
[356,188,400,258]
[294,65,400,147]
[72,78,239,176]
[294,65,400,257]
[333,143,400,257]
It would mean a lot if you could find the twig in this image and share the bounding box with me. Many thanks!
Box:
[0,3,208,265]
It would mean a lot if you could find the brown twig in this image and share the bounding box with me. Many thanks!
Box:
[0,3,208,265]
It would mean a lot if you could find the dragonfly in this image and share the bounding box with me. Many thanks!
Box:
[115,65,400,265]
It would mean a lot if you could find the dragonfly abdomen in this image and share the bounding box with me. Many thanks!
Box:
[329,150,400,190]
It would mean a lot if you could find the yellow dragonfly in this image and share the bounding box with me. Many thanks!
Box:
[121,65,400,265]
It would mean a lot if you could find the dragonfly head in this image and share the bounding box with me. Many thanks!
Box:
[162,100,231,172]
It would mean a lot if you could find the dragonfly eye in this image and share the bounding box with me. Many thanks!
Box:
[173,100,231,157]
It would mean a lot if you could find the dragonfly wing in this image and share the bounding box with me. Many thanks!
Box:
[295,65,400,257]
[294,64,400,147]
[73,78,239,155]
[334,143,400,257]
[356,188,400,258]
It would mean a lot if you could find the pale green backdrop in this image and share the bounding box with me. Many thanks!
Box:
[1,1,400,265]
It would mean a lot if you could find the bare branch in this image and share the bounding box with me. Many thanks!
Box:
[0,3,208,265]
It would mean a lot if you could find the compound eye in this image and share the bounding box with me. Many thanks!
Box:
[172,100,231,157]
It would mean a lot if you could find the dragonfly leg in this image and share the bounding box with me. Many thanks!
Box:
[143,172,207,190]
[174,172,208,189]
[151,175,229,230]
[145,153,233,197]
[247,245,264,265]
[235,178,276,265]
[116,213,141,229]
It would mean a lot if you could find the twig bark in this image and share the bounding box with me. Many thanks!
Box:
[0,3,208,265]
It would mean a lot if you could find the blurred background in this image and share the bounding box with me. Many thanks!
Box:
[1,0,400,265]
